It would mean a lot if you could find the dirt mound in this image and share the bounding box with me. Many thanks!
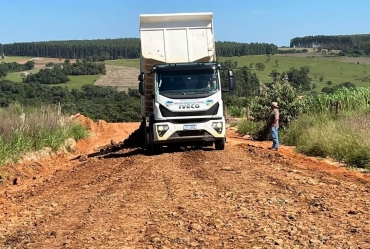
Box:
[92,121,145,154]
[69,113,142,156]
[69,113,99,132]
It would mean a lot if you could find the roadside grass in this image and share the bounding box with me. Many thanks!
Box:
[280,111,370,169]
[233,86,370,169]
[236,119,265,136]
[234,111,370,169]
[0,103,89,166]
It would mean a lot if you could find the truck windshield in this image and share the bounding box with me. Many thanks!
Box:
[156,69,219,96]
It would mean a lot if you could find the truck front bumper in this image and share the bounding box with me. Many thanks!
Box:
[152,119,225,144]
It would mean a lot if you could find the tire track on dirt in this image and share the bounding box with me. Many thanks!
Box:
[2,150,151,248]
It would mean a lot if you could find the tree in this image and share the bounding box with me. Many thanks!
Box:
[266,54,271,63]
[269,70,280,83]
[2,39,279,59]
[251,80,302,131]
[0,67,7,78]
[255,62,265,71]
[275,60,279,67]
[285,66,311,91]
[321,87,332,94]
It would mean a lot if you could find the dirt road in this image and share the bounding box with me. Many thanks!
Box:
[1,117,370,248]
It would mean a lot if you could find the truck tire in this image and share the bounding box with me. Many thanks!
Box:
[215,138,225,150]
[148,114,162,155]
[150,143,162,155]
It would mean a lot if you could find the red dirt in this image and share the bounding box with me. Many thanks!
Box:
[227,129,370,183]
[1,115,369,248]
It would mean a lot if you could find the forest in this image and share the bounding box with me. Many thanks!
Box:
[0,80,141,122]
[290,34,370,52]
[0,39,279,59]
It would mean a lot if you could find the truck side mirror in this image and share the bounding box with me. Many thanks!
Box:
[139,81,145,95]
[228,69,234,77]
[138,72,145,81]
[228,70,235,90]
[138,72,145,95]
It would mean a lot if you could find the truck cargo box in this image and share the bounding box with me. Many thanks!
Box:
[139,12,216,117]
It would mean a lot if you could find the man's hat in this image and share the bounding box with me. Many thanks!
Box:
[271,102,278,108]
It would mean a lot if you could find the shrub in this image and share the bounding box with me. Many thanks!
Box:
[237,119,265,136]
[251,80,302,130]
[281,111,370,169]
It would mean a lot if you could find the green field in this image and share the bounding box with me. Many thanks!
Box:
[58,74,102,90]
[1,56,33,63]
[3,56,102,90]
[218,54,370,92]
[4,55,370,93]
[5,70,38,82]
[5,72,101,90]
[103,55,370,92]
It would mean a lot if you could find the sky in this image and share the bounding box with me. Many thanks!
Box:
[1,0,370,46]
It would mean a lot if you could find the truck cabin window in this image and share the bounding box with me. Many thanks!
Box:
[156,69,219,95]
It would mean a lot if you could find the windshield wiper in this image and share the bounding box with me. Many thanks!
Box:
[162,91,186,95]
[184,90,211,94]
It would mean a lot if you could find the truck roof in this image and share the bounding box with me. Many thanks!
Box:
[139,12,215,63]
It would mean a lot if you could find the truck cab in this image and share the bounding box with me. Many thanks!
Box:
[138,12,235,154]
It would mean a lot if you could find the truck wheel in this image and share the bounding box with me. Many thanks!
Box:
[150,143,162,155]
[215,138,225,150]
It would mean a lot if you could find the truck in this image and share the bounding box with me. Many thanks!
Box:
[137,12,235,154]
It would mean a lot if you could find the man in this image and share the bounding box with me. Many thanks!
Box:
[267,101,279,150]
[207,75,217,90]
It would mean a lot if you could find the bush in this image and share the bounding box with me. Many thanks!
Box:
[237,119,265,136]
[227,106,243,117]
[251,80,302,130]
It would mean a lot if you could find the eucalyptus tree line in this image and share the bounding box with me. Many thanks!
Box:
[290,34,370,51]
[2,39,279,59]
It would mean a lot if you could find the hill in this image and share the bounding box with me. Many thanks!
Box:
[99,55,370,93]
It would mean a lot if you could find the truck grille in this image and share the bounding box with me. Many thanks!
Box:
[170,130,212,137]
[160,103,219,117]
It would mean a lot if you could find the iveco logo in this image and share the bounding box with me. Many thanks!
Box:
[179,103,200,109]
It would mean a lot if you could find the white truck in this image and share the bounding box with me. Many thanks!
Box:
[138,12,235,154]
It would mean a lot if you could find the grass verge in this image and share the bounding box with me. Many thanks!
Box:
[0,103,89,166]
[281,111,370,169]
[236,119,265,137]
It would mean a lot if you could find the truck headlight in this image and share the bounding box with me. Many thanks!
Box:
[212,122,223,134]
[157,125,169,137]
